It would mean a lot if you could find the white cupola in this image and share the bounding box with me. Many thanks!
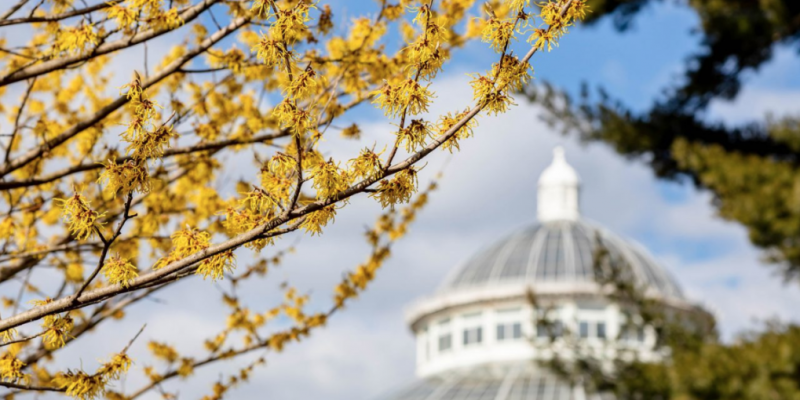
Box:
[537,146,580,222]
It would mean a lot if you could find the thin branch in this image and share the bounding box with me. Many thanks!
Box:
[71,192,136,303]
[4,77,36,166]
[0,0,123,26]
[0,0,30,20]
[0,381,64,393]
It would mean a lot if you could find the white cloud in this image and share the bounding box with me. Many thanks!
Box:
[709,87,800,125]
[26,71,800,400]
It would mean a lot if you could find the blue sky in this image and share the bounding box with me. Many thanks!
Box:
[6,1,800,399]
[188,2,800,397]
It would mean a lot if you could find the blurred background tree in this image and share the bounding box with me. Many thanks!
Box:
[526,0,800,280]
[525,2,800,398]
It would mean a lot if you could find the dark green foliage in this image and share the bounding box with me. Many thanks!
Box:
[525,0,800,280]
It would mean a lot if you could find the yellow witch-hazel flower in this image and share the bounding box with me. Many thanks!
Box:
[95,353,132,381]
[284,66,318,100]
[53,353,133,400]
[102,255,139,288]
[55,370,105,400]
[269,153,296,177]
[252,33,291,67]
[120,72,144,102]
[348,147,385,181]
[1,328,17,344]
[310,159,350,199]
[529,27,557,52]
[1,351,29,384]
[240,187,279,213]
[170,227,210,257]
[272,99,314,135]
[154,226,211,270]
[469,73,514,115]
[196,249,236,281]
[399,78,434,116]
[492,54,534,91]
[148,341,179,363]
[42,313,74,349]
[55,191,105,241]
[250,0,274,20]
[98,158,151,197]
[126,124,179,161]
[300,205,337,236]
[149,7,184,31]
[371,78,435,118]
[51,23,99,55]
[105,4,137,32]
[508,0,532,13]
[209,47,247,74]
[398,119,432,152]
[370,168,419,208]
[438,108,479,153]
[481,17,517,53]
[271,1,315,45]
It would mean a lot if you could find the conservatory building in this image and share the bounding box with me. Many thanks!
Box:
[381,147,698,400]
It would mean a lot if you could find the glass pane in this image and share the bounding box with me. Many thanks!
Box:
[579,321,589,338]
[439,334,451,351]
[512,322,522,339]
[597,322,606,339]
[497,324,505,341]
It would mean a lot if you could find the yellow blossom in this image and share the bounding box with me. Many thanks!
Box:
[300,205,337,236]
[102,255,139,287]
[55,192,105,241]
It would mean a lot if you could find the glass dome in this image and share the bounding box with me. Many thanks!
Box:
[375,148,695,400]
[439,219,685,302]
[381,362,614,400]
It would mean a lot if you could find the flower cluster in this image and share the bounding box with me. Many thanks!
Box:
[348,147,385,180]
[370,168,418,209]
[1,347,29,385]
[398,119,432,152]
[300,205,337,236]
[102,255,139,287]
[42,313,74,349]
[371,79,434,118]
[154,227,212,270]
[55,352,131,400]
[438,109,479,153]
[196,250,236,281]
[55,192,105,241]
[51,23,98,55]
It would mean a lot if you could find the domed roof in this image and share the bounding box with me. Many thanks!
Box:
[439,219,685,301]
[381,362,614,400]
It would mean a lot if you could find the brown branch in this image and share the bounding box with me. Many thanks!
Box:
[0,0,123,26]
[4,77,36,166]
[0,329,45,348]
[0,130,289,191]
[0,0,30,20]
[71,192,136,303]
[0,381,64,393]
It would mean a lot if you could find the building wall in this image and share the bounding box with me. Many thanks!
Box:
[413,297,659,377]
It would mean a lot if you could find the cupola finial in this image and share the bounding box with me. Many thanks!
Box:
[537,146,580,222]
